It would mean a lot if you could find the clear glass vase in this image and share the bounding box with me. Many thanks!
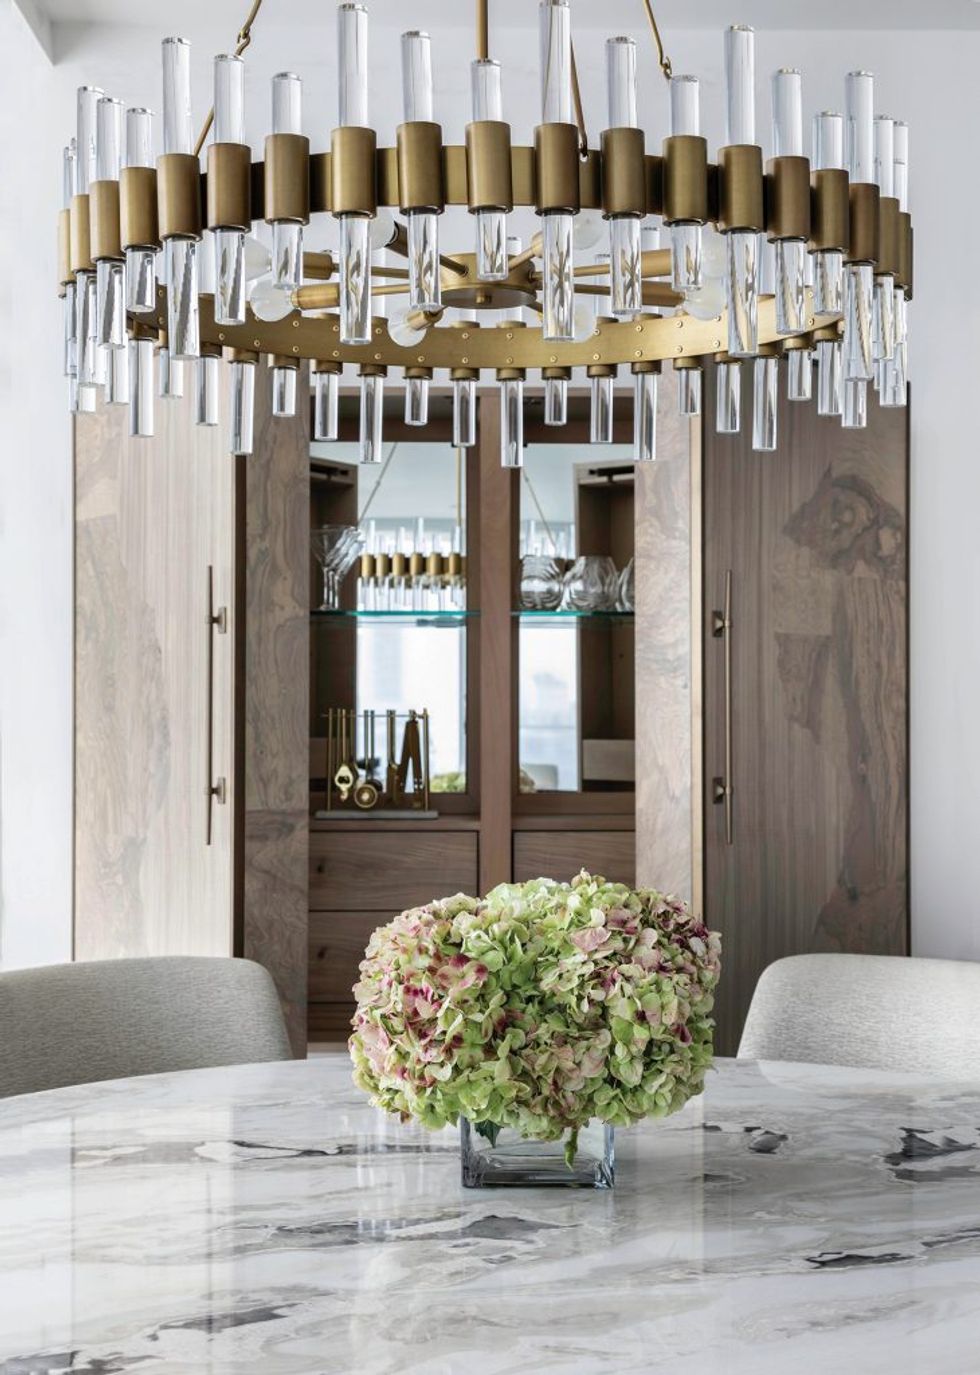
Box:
[519,555,563,610]
[460,1119,614,1189]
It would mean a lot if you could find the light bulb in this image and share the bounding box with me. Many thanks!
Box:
[684,277,725,321]
[244,236,273,281]
[573,211,604,252]
[389,306,428,348]
[249,275,294,321]
[370,207,396,251]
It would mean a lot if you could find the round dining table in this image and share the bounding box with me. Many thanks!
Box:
[1,1053,979,1374]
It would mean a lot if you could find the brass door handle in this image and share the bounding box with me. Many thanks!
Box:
[205,565,228,846]
[711,569,734,846]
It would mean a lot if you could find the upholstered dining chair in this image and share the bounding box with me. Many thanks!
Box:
[738,953,980,1078]
[0,956,293,1098]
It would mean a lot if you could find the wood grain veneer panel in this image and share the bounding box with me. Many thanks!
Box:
[310,830,478,911]
[513,831,636,887]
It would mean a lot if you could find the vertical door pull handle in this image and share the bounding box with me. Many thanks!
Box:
[205,565,228,846]
[711,568,734,846]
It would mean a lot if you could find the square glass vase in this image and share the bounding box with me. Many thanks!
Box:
[460,1119,615,1189]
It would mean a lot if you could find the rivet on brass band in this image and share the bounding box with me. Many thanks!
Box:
[157,152,203,240]
[846,182,880,266]
[600,127,647,219]
[876,196,900,278]
[717,145,765,233]
[465,120,513,213]
[206,143,252,232]
[120,166,160,250]
[534,122,581,215]
[396,121,445,214]
[330,126,378,217]
[264,132,310,224]
[765,156,811,242]
[809,168,849,255]
[69,193,93,273]
[662,135,708,225]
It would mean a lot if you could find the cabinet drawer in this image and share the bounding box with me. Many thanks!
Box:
[513,831,635,887]
[309,830,478,911]
[309,911,383,1007]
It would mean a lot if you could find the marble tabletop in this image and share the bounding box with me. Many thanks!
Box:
[2,1054,980,1375]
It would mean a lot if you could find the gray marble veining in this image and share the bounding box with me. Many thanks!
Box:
[3,1055,980,1374]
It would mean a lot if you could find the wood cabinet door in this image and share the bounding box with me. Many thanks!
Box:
[74,390,236,959]
[703,369,909,1054]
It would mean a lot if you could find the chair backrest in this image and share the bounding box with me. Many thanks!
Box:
[0,956,293,1099]
[738,953,980,1078]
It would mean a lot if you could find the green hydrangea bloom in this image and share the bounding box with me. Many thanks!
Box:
[349,871,722,1143]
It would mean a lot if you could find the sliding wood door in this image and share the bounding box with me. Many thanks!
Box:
[703,370,909,1054]
[74,390,236,959]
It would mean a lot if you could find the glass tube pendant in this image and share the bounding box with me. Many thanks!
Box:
[539,1,575,342]
[771,69,806,334]
[872,115,896,364]
[810,111,845,314]
[272,363,298,418]
[471,60,507,280]
[817,338,843,416]
[359,369,385,464]
[270,73,304,292]
[787,348,813,402]
[590,371,615,443]
[402,32,441,312]
[161,39,199,359]
[313,367,340,442]
[212,55,247,327]
[95,97,126,349]
[844,262,874,381]
[453,376,477,446]
[76,272,95,387]
[842,377,868,429]
[128,336,154,436]
[196,353,220,426]
[606,38,642,319]
[668,75,702,291]
[405,372,430,426]
[124,108,157,314]
[633,368,657,462]
[230,358,256,455]
[75,87,102,389]
[158,343,183,398]
[752,355,778,452]
[499,376,524,468]
[544,372,568,426]
[338,6,372,346]
[105,337,129,405]
[726,230,759,358]
[716,360,741,434]
[677,363,702,416]
[63,142,77,378]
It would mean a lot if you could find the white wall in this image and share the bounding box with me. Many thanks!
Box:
[4,8,978,962]
[0,1,73,968]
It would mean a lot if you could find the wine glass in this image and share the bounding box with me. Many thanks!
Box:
[311,525,364,611]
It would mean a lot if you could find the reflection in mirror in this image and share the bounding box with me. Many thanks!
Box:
[518,443,635,796]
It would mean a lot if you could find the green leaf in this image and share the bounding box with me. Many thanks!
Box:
[473,1119,501,1147]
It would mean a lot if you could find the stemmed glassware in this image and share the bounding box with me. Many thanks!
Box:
[311,525,365,611]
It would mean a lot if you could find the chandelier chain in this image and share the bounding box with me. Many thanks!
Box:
[193,0,265,157]
[640,0,672,80]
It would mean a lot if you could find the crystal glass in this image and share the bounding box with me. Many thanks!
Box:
[272,363,298,418]
[610,216,641,318]
[196,353,220,425]
[752,355,778,452]
[63,139,76,210]
[500,377,524,468]
[668,75,702,292]
[453,375,477,446]
[471,60,507,280]
[771,67,802,157]
[726,230,758,357]
[96,94,123,183]
[633,369,657,462]
[893,120,909,211]
[519,555,563,610]
[314,368,340,441]
[128,336,154,436]
[845,262,874,380]
[104,337,129,405]
[63,281,77,378]
[461,1119,614,1189]
[212,56,246,326]
[846,71,874,183]
[230,357,255,455]
[812,110,844,171]
[817,337,843,416]
[590,372,614,443]
[339,215,371,345]
[162,37,193,155]
[677,364,702,415]
[164,235,200,359]
[813,247,843,315]
[564,555,619,611]
[618,555,635,612]
[788,348,813,402]
[606,36,637,128]
[543,374,568,426]
[270,73,304,292]
[405,373,429,426]
[874,276,895,362]
[724,26,755,146]
[157,344,183,398]
[842,376,868,429]
[716,359,742,434]
[97,258,125,349]
[543,212,574,341]
[407,212,441,312]
[76,86,103,195]
[539,0,572,124]
[338,3,368,127]
[359,370,384,463]
[311,524,365,611]
[774,237,805,334]
[874,115,894,197]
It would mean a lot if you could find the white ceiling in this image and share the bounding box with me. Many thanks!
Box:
[29,0,980,28]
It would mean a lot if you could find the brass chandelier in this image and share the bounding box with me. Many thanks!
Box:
[58,0,913,464]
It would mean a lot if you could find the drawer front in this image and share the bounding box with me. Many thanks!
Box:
[309,911,384,1007]
[310,831,479,912]
[513,831,635,887]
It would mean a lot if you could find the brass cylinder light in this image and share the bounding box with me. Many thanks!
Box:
[846,182,880,266]
[58,209,72,290]
[601,127,647,218]
[89,180,123,262]
[464,121,514,212]
[809,168,850,254]
[206,142,252,232]
[70,194,94,274]
[662,135,709,225]
[534,122,581,215]
[330,126,378,217]
[396,121,445,213]
[876,196,900,278]
[157,153,203,240]
[717,145,765,232]
[766,156,810,243]
[119,166,160,251]
[264,132,311,224]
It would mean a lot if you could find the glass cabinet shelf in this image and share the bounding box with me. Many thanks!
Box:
[514,610,635,621]
[311,609,477,624]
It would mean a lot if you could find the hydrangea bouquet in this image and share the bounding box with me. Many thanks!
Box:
[349,872,722,1183]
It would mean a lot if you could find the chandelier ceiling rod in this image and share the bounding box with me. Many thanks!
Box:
[639,0,672,81]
